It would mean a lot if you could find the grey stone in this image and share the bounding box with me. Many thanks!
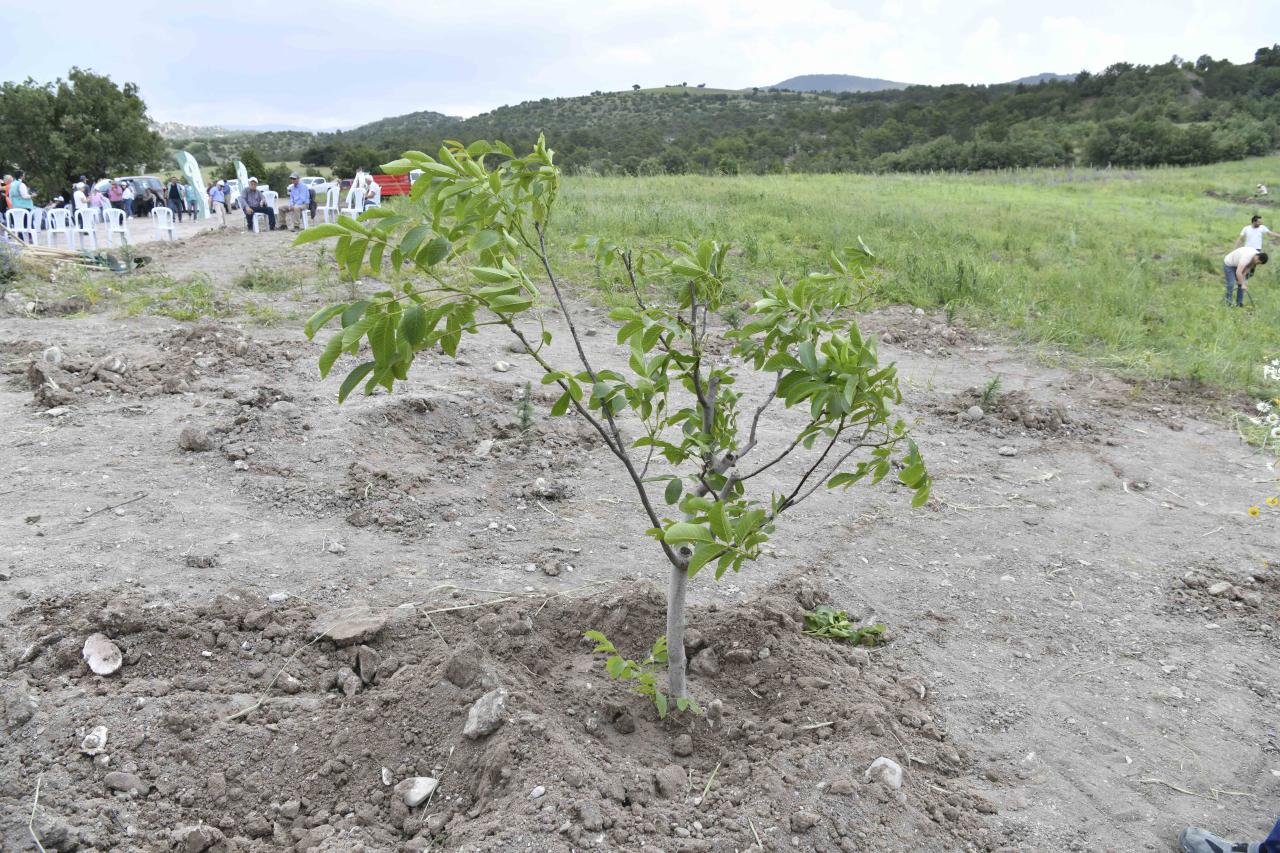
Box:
[1207,581,1235,598]
[997,445,1017,457]
[104,770,146,795]
[653,764,686,800]
[672,734,693,757]
[313,607,386,646]
[356,645,382,685]
[689,648,719,677]
[965,405,984,422]
[463,688,508,739]
[173,824,224,853]
[336,667,361,697]
[178,427,213,452]
[864,757,902,789]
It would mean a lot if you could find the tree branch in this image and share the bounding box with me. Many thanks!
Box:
[775,417,846,513]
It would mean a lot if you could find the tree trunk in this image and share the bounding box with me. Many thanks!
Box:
[666,562,690,699]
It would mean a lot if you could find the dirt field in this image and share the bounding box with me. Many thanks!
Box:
[1,227,1277,852]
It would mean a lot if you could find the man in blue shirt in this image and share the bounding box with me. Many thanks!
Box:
[281,172,313,231]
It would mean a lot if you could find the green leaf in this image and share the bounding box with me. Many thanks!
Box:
[337,362,376,403]
[293,223,347,245]
[318,332,345,378]
[664,478,683,505]
[550,393,571,416]
[418,236,451,267]
[653,690,668,720]
[304,304,345,339]
[400,305,428,347]
[400,224,432,259]
[470,229,501,252]
[341,300,370,327]
[470,266,513,284]
[663,522,714,545]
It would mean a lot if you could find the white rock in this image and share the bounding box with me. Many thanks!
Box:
[41,346,63,366]
[530,785,546,799]
[965,405,984,422]
[268,592,289,604]
[913,307,925,316]
[80,725,109,755]
[394,776,438,807]
[864,757,903,789]
[493,361,512,373]
[464,688,509,739]
[474,439,494,458]
[381,767,393,786]
[326,541,347,555]
[82,634,122,676]
[1207,581,1234,597]
[997,446,1017,457]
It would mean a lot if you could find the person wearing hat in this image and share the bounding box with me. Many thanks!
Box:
[280,172,312,231]
[208,180,228,227]
[239,177,276,231]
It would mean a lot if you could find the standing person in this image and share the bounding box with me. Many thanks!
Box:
[238,177,276,231]
[72,181,88,214]
[107,180,125,212]
[1223,245,1269,307]
[1,175,12,216]
[166,177,185,223]
[1235,215,1275,252]
[208,180,228,227]
[88,182,105,221]
[184,181,200,220]
[280,172,311,231]
[121,181,135,217]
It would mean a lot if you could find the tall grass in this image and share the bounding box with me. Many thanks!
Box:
[551,156,1279,392]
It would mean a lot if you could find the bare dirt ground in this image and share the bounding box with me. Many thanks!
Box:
[1,227,1277,852]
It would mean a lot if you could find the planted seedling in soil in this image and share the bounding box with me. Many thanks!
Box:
[803,604,886,647]
[297,136,930,706]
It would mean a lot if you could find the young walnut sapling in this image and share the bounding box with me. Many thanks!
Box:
[297,137,930,708]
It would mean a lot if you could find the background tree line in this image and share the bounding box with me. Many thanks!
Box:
[4,47,1278,198]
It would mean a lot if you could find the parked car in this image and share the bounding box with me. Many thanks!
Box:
[115,175,164,197]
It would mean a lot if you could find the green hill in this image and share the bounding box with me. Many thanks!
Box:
[772,74,908,93]
[180,46,1280,176]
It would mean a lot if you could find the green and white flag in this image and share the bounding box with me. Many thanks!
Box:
[235,160,249,195]
[174,151,209,220]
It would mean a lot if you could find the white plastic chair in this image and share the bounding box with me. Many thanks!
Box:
[251,212,270,233]
[104,208,130,247]
[150,206,176,241]
[340,187,363,219]
[319,186,340,223]
[5,208,37,243]
[74,209,99,250]
[46,209,75,248]
[28,208,47,242]
[262,190,279,212]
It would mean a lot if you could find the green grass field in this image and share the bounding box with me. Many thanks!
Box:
[552,157,1280,394]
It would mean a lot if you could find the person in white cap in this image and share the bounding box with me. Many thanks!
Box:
[238,177,276,231]
[208,180,228,227]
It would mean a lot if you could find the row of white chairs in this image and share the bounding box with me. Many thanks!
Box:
[317,185,382,225]
[5,206,181,249]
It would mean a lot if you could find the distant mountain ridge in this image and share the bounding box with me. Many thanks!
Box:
[772,74,908,93]
[771,72,1072,93]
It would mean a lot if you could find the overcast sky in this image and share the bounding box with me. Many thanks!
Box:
[4,0,1275,129]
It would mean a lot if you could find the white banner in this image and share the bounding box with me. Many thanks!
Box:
[174,151,209,220]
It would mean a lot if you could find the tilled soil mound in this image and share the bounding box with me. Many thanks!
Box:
[228,381,599,538]
[935,388,1091,437]
[1,579,1008,852]
[21,321,299,408]
[1167,562,1278,640]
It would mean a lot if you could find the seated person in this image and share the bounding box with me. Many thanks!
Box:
[239,178,276,231]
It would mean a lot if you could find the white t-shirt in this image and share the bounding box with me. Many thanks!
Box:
[73,189,88,209]
[1224,246,1259,269]
[1240,224,1271,251]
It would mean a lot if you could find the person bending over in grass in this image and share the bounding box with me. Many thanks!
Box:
[1235,215,1274,252]
[1223,246,1267,307]
[1181,820,1280,852]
